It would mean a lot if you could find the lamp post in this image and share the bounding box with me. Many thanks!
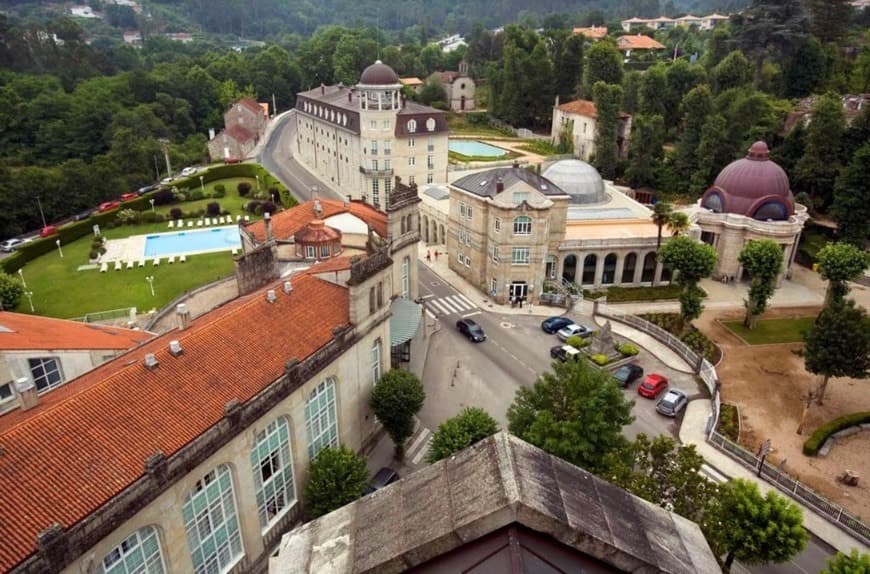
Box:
[17,268,26,289]
[145,275,155,296]
[158,138,172,179]
[36,197,48,228]
[199,175,205,195]
[55,239,63,258]
[24,291,34,313]
[256,174,261,191]
[149,198,156,213]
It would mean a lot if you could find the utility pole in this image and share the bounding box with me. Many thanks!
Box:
[272,93,277,118]
[158,138,172,179]
[36,197,47,228]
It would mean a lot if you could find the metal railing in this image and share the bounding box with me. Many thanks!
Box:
[71,307,138,324]
[708,430,870,545]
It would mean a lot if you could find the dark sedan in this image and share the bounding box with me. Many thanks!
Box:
[541,316,573,334]
[612,363,644,388]
[456,318,486,342]
[363,467,400,495]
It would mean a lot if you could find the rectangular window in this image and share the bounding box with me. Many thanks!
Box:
[511,247,530,265]
[320,244,330,257]
[370,140,378,155]
[427,155,435,170]
[466,205,472,220]
[370,120,377,129]
[513,192,529,204]
[372,179,380,206]
[408,157,415,166]
[371,340,382,384]
[491,278,497,294]
[0,382,13,403]
[371,159,378,170]
[459,203,467,219]
[494,218,501,233]
[384,141,391,155]
[305,378,339,459]
[490,245,499,262]
[428,136,435,152]
[385,178,392,196]
[384,159,391,171]
[29,358,62,392]
[382,120,390,130]
[408,138,415,148]
[513,217,532,235]
[306,245,315,258]
[427,173,434,184]
[409,175,415,185]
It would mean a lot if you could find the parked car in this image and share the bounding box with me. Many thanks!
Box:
[656,389,688,417]
[137,184,160,195]
[612,363,644,388]
[119,192,138,202]
[223,157,242,164]
[550,345,581,362]
[456,318,486,342]
[97,201,121,213]
[541,316,573,334]
[180,166,198,176]
[1,238,28,252]
[363,467,400,495]
[71,210,94,222]
[556,323,592,341]
[160,176,176,184]
[39,225,59,238]
[637,374,669,399]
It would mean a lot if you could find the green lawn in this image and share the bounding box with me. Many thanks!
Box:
[722,317,815,344]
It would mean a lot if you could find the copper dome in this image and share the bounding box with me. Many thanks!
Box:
[700,141,795,221]
[294,220,341,243]
[359,60,399,86]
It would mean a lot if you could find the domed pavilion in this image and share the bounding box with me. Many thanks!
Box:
[689,141,808,285]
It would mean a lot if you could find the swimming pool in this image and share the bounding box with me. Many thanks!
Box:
[144,226,241,257]
[448,140,508,158]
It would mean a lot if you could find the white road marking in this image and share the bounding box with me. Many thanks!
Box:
[462,311,482,318]
[456,294,475,307]
[421,294,435,299]
[407,427,431,459]
[429,299,451,315]
[411,436,433,465]
[425,309,437,319]
[446,295,473,311]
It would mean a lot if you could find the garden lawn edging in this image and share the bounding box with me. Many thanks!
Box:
[803,412,870,456]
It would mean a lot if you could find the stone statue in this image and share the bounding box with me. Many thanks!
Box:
[591,321,615,355]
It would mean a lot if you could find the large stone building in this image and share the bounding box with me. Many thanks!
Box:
[686,141,809,284]
[294,61,449,210]
[445,161,669,305]
[0,188,422,573]
[207,98,269,161]
[429,61,476,112]
[551,99,632,162]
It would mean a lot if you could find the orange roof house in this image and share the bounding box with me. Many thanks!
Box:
[556,99,632,120]
[0,312,150,351]
[399,77,424,87]
[244,198,388,243]
[617,34,666,51]
[572,26,608,40]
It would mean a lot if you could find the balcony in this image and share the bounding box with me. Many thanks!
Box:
[359,166,394,177]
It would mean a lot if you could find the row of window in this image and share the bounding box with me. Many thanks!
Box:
[1,357,65,405]
[486,246,530,265]
[303,102,349,127]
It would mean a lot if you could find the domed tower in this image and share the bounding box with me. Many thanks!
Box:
[693,141,808,285]
[358,60,402,112]
[357,61,403,210]
[294,219,342,261]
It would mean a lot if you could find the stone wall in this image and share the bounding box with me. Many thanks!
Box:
[234,244,278,296]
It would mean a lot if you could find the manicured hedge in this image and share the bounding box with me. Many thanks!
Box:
[803,412,870,456]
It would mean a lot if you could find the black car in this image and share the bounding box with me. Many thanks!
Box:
[71,209,94,222]
[550,344,581,362]
[137,183,161,195]
[541,316,573,334]
[456,318,486,342]
[612,363,644,388]
[363,467,400,494]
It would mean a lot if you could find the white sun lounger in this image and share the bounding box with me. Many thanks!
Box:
[152,258,160,266]
[180,255,187,263]
[100,262,108,272]
[187,221,193,228]
[138,259,146,267]
[203,218,210,225]
[168,255,176,264]
[244,216,250,222]
[197,220,203,226]
[176,220,183,228]
[168,220,174,229]
[114,261,122,271]
[126,260,134,270]
[236,214,241,222]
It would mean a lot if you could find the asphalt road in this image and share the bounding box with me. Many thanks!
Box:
[257,110,344,202]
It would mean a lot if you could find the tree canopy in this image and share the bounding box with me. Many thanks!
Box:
[738,239,784,328]
[804,299,870,404]
[303,446,369,518]
[427,407,499,463]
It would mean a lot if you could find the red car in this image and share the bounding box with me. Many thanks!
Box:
[223,157,242,164]
[39,225,58,238]
[98,201,122,212]
[638,374,669,399]
[119,193,138,202]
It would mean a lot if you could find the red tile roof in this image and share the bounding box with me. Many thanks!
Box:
[225,124,257,143]
[245,199,388,243]
[0,312,152,351]
[237,97,263,115]
[400,77,424,86]
[617,34,666,50]
[557,99,631,120]
[0,274,349,571]
[572,26,608,39]
[437,71,462,84]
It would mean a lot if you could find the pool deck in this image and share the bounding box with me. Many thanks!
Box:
[101,226,240,263]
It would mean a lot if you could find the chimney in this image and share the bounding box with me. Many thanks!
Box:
[344,195,351,207]
[266,289,277,303]
[348,91,352,103]
[554,95,559,108]
[314,199,323,217]
[320,83,325,95]
[512,160,520,169]
[169,340,183,357]
[496,178,504,194]
[283,280,293,294]
[14,377,38,411]
[176,303,191,330]
[144,353,159,370]
[264,212,273,243]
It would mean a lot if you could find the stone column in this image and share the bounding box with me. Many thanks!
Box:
[633,256,644,284]
[653,261,664,285]
[593,253,605,289]
[614,255,626,286]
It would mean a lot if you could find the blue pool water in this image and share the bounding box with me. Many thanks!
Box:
[448,140,508,158]
[144,226,241,257]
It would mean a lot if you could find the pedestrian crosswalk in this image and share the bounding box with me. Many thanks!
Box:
[423,294,478,317]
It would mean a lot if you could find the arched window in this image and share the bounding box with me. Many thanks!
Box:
[182,466,243,574]
[582,254,597,284]
[753,201,788,221]
[621,252,637,284]
[602,253,617,284]
[407,119,417,132]
[641,252,657,282]
[250,418,296,529]
[371,339,382,384]
[701,191,724,213]
[305,378,338,459]
[562,254,577,283]
[401,257,410,298]
[99,527,166,574]
[513,216,532,235]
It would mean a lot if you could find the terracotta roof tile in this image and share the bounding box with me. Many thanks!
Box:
[225,124,257,143]
[237,97,263,115]
[0,274,349,571]
[399,77,424,86]
[245,199,387,243]
[557,99,631,120]
[0,312,152,351]
[617,34,666,50]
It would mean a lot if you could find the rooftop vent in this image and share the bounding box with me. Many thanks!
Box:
[176,303,191,331]
[479,180,487,186]
[144,353,159,370]
[169,340,183,357]
[283,280,293,294]
[266,289,277,303]
[540,184,548,190]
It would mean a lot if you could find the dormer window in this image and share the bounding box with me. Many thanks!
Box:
[426,118,435,131]
[407,119,417,133]
[513,192,529,204]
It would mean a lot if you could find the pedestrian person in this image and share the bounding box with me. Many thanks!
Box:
[434,250,439,260]
[519,297,524,309]
[426,250,431,263]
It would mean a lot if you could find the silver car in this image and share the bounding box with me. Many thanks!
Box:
[656,389,688,417]
[556,323,592,341]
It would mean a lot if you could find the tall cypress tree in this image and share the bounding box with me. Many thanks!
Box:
[807,0,853,44]
[592,81,623,179]
[673,84,713,192]
[581,41,623,98]
[795,93,846,207]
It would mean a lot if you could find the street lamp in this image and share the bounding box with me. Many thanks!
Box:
[145,275,155,296]
[24,291,34,313]
[158,138,172,179]
[55,239,63,258]
[255,175,261,191]
[17,268,26,289]
[199,175,205,195]
[36,197,48,228]
[149,198,156,213]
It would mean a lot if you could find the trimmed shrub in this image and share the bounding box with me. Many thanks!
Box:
[190,190,204,201]
[617,343,639,356]
[589,354,609,366]
[169,207,183,220]
[246,200,261,213]
[153,188,174,205]
[238,182,252,197]
[718,403,740,441]
[89,249,99,260]
[174,192,187,202]
[214,183,226,194]
[261,200,277,215]
[565,335,588,349]
[206,202,221,216]
[803,412,870,455]
[0,272,24,309]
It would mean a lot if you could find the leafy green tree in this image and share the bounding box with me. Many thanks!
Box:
[794,93,846,208]
[591,81,623,179]
[783,39,827,98]
[625,114,665,188]
[832,144,870,247]
[303,446,369,519]
[369,369,425,459]
[730,0,808,83]
[0,273,24,311]
[704,27,732,70]
[821,549,870,574]
[651,202,673,250]
[807,0,853,44]
[526,41,555,127]
[689,114,730,193]
[704,479,807,572]
[603,434,718,525]
[666,211,690,237]
[427,407,499,463]
[658,236,718,328]
[637,64,667,118]
[581,41,622,98]
[804,299,870,404]
[711,51,753,94]
[738,240,784,328]
[620,70,641,114]
[816,243,870,305]
[418,78,446,106]
[507,359,634,473]
[553,33,584,103]
[673,84,713,192]
[663,59,707,129]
